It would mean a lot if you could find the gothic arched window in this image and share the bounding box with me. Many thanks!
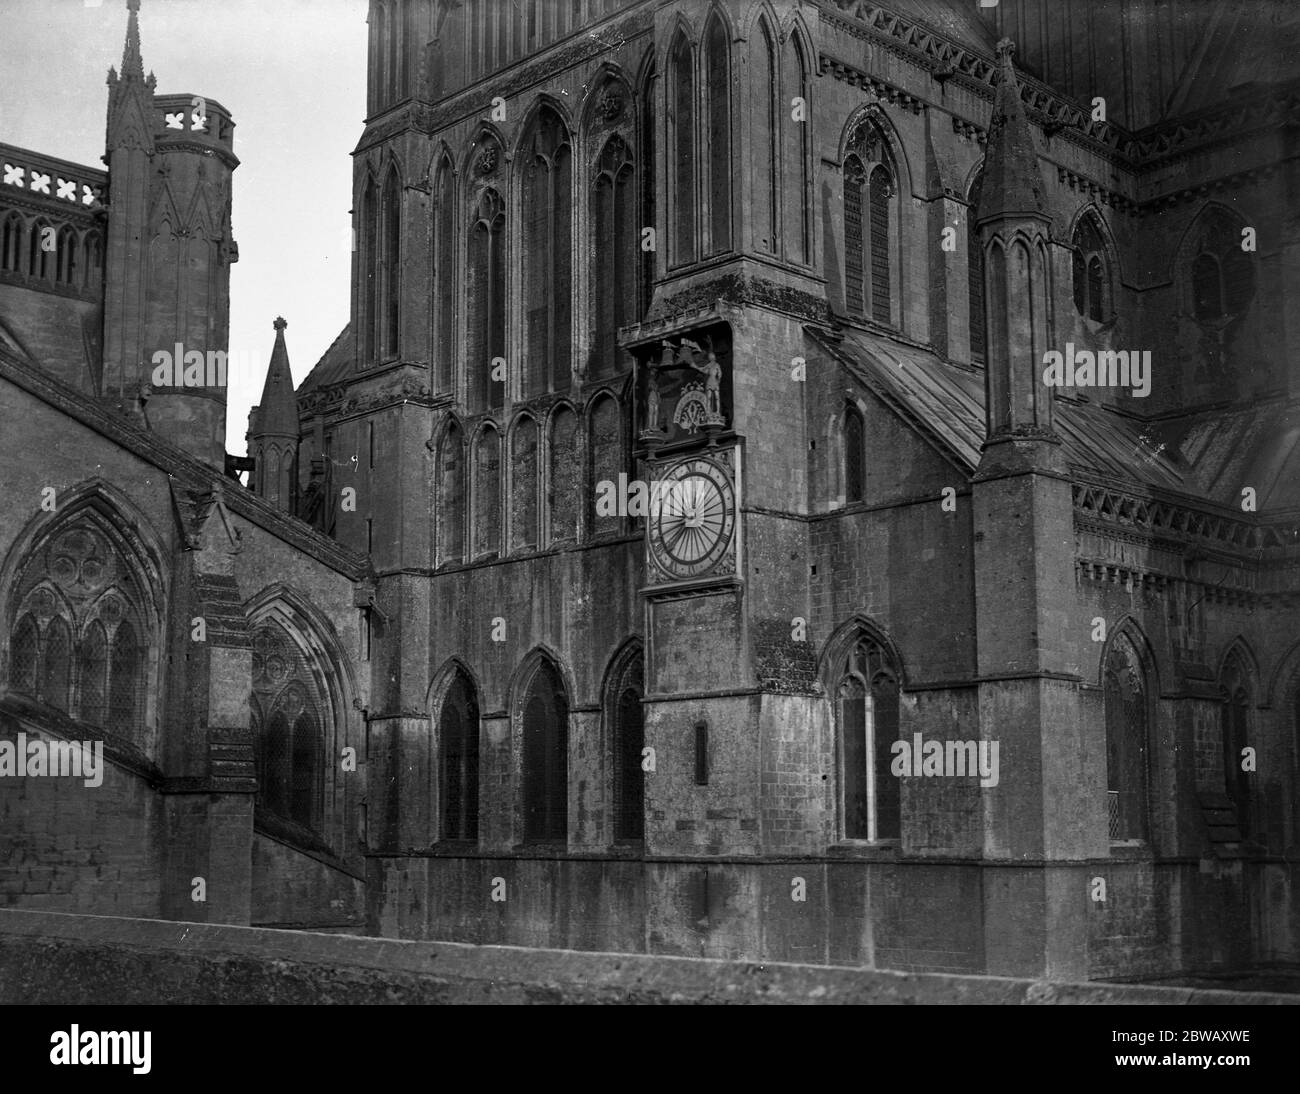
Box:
[639,55,656,316]
[1189,208,1255,323]
[1103,639,1149,842]
[1220,658,1252,838]
[472,426,501,559]
[670,31,695,265]
[610,651,645,843]
[29,218,52,280]
[55,226,78,285]
[782,30,811,264]
[510,415,539,551]
[967,169,985,363]
[6,519,149,738]
[82,231,102,290]
[437,421,465,565]
[844,405,865,504]
[842,117,896,325]
[704,11,731,255]
[522,659,569,843]
[439,671,480,841]
[467,187,505,410]
[549,406,580,544]
[250,621,325,833]
[361,177,379,364]
[522,107,572,397]
[835,635,900,842]
[1,213,22,272]
[592,135,636,376]
[751,17,776,254]
[588,394,623,539]
[1072,215,1110,322]
[381,168,401,358]
[432,158,456,395]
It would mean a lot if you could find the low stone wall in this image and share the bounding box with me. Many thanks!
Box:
[0,908,1294,1005]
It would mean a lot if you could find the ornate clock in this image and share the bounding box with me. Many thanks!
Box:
[647,454,737,581]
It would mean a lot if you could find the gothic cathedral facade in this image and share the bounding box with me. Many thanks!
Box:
[2,0,1299,982]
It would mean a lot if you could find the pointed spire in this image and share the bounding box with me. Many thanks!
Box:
[255,317,299,440]
[120,0,145,82]
[977,39,1046,224]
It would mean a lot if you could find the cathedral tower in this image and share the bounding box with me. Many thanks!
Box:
[102,0,238,468]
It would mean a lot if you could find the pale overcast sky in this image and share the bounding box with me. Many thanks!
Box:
[0,0,368,455]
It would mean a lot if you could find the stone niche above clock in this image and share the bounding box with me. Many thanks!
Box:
[624,317,734,458]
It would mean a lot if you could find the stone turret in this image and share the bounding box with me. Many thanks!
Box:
[248,317,298,512]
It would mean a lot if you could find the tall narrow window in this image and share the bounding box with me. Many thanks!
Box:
[362,179,379,364]
[844,157,865,315]
[41,616,71,712]
[387,0,399,102]
[467,188,505,409]
[782,31,811,264]
[79,621,108,727]
[440,672,480,841]
[751,18,776,253]
[522,660,569,843]
[108,619,140,733]
[967,170,985,363]
[611,652,645,842]
[639,57,656,316]
[1188,208,1255,323]
[251,621,327,834]
[588,395,623,538]
[432,159,455,394]
[56,226,78,285]
[868,166,892,324]
[1104,640,1149,841]
[522,107,572,397]
[472,426,501,558]
[438,422,465,564]
[0,213,22,272]
[8,613,38,692]
[592,135,636,376]
[82,231,101,289]
[1072,215,1110,322]
[671,32,695,264]
[1221,662,1251,838]
[844,406,865,504]
[374,4,388,109]
[510,415,539,551]
[549,406,580,543]
[704,12,731,254]
[843,119,896,325]
[836,636,900,841]
[30,219,51,280]
[694,720,709,785]
[382,169,401,357]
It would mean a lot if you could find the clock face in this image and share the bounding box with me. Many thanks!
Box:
[647,456,736,580]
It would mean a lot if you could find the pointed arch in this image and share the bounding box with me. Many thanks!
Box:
[381,164,402,358]
[516,649,571,844]
[467,186,506,410]
[843,402,865,503]
[436,416,466,565]
[245,584,360,842]
[509,412,539,551]
[431,149,457,395]
[588,391,624,539]
[1173,202,1256,322]
[55,225,79,285]
[548,402,581,544]
[434,662,480,842]
[28,217,52,280]
[602,637,645,843]
[821,616,905,843]
[669,27,696,265]
[703,8,732,255]
[840,109,903,327]
[751,13,777,254]
[637,46,657,317]
[471,422,502,559]
[591,133,637,377]
[967,165,986,364]
[1070,206,1114,322]
[0,212,23,272]
[360,172,379,364]
[1219,638,1257,838]
[0,481,167,746]
[1100,621,1155,842]
[781,20,813,264]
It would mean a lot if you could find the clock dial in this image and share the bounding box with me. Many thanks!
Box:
[647,456,736,580]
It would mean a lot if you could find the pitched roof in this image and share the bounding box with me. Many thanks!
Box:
[297,324,354,397]
[808,326,1188,493]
